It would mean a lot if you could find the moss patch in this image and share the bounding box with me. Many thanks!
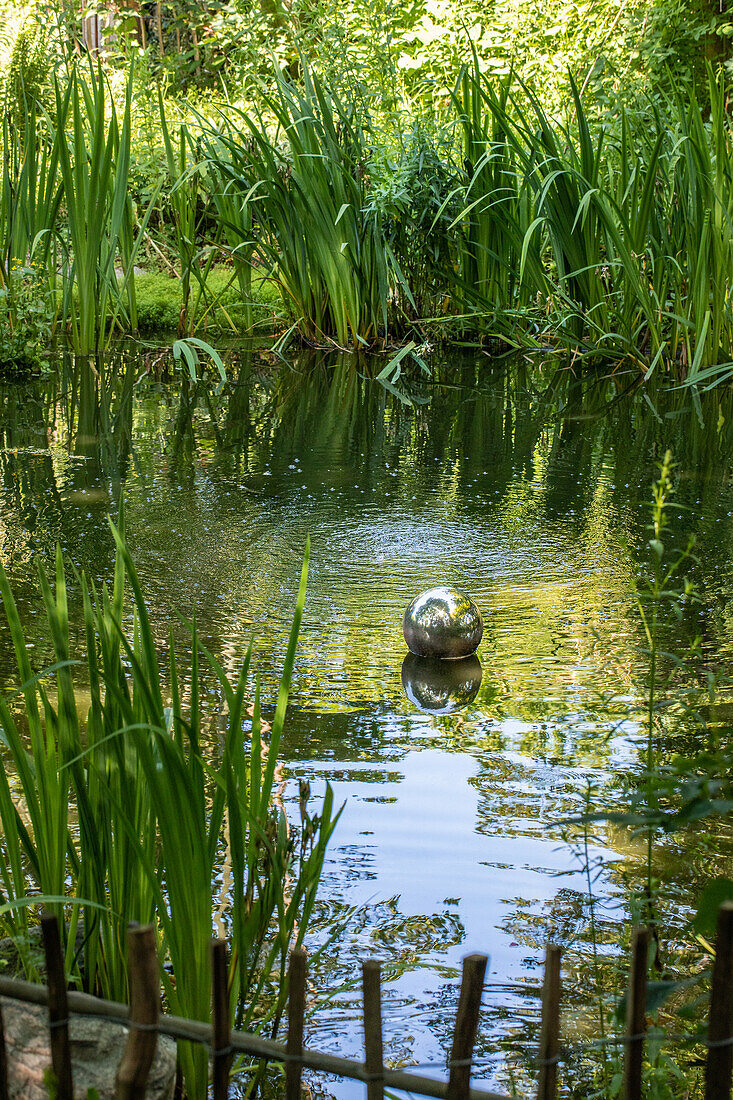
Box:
[134,267,284,334]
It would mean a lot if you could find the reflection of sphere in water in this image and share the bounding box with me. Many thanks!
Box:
[403,587,483,659]
[401,653,483,715]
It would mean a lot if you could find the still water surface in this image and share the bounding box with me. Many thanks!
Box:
[2,347,733,1094]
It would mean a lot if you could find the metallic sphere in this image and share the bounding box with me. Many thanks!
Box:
[401,653,483,715]
[402,587,483,659]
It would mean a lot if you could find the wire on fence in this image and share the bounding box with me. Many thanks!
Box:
[0,917,509,1100]
[0,908,732,1099]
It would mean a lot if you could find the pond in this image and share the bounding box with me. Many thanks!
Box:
[2,345,733,1095]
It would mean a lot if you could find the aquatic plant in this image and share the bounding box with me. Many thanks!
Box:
[452,68,663,359]
[628,451,698,928]
[197,57,403,348]
[0,521,339,1098]
[2,34,733,376]
[651,71,733,376]
[191,110,257,333]
[54,61,158,354]
[450,59,539,323]
[554,453,711,1095]
[172,334,228,387]
[431,60,733,373]
[158,94,218,336]
[368,120,457,321]
[0,93,61,283]
[0,71,61,355]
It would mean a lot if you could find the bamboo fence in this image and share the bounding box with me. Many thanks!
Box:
[0,906,732,1100]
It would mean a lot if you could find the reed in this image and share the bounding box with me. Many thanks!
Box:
[197,57,402,348]
[0,547,76,977]
[657,71,733,374]
[194,110,256,332]
[158,95,220,336]
[4,45,731,377]
[54,61,157,353]
[446,65,728,370]
[0,94,61,281]
[0,522,339,1098]
[450,59,539,320]
[0,77,62,356]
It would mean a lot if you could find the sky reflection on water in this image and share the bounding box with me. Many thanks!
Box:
[2,347,733,1093]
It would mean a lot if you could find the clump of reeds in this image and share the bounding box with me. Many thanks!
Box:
[0,520,339,1098]
[449,62,733,375]
[196,56,408,349]
[4,45,733,379]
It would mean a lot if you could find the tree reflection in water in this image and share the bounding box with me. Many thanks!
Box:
[2,345,733,1093]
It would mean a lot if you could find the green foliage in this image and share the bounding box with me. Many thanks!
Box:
[134,271,182,331]
[630,450,697,921]
[172,333,227,386]
[134,268,281,332]
[194,112,256,332]
[370,120,459,319]
[428,61,733,370]
[450,60,538,323]
[0,86,61,293]
[0,3,48,117]
[158,91,214,335]
[692,880,733,938]
[557,456,712,1096]
[0,522,339,1098]
[144,0,732,115]
[0,258,54,369]
[54,61,159,353]
[4,3,733,370]
[198,56,403,347]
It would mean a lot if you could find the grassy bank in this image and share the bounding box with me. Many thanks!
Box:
[130,268,283,334]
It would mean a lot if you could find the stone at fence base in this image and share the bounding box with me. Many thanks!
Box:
[1,997,177,1099]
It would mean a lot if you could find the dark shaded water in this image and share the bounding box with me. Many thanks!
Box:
[2,346,733,1094]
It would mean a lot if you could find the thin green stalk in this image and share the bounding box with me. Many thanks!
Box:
[0,521,339,1098]
[581,782,610,1097]
[54,60,159,353]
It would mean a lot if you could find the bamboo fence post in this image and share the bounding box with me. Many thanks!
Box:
[362,959,384,1100]
[114,924,160,1100]
[40,913,73,1100]
[537,944,561,1100]
[211,939,232,1100]
[286,947,307,1100]
[706,902,733,1100]
[0,998,9,1100]
[447,954,488,1100]
[0,965,520,1100]
[623,926,650,1100]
